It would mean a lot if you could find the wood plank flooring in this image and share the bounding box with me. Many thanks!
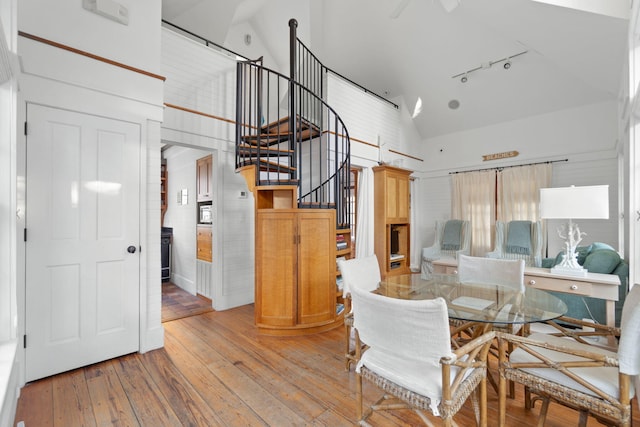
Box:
[14,305,639,426]
[162,281,213,322]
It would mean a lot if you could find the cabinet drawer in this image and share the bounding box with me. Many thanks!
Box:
[525,275,592,296]
[197,226,212,262]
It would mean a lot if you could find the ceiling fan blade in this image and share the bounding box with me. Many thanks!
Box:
[390,0,411,19]
[439,0,460,13]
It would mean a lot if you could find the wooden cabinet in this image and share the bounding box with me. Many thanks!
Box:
[373,165,412,277]
[196,155,213,201]
[255,209,338,334]
[196,225,212,262]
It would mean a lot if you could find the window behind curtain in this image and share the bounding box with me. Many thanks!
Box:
[451,170,496,256]
[498,163,552,252]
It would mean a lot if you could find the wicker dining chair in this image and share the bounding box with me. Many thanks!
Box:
[497,284,640,427]
[336,255,381,370]
[456,254,526,397]
[351,285,495,426]
[454,255,525,337]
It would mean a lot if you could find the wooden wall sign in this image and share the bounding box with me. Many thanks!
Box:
[482,150,519,161]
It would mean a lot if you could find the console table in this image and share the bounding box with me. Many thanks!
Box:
[432,257,621,326]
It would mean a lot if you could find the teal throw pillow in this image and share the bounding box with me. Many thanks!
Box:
[583,249,621,274]
[590,242,614,252]
[575,244,592,265]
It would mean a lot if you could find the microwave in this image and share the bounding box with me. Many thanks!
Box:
[199,205,212,223]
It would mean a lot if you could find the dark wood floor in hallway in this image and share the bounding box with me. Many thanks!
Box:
[14,305,639,426]
[162,281,213,322]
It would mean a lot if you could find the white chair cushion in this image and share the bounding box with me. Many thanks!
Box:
[357,349,467,416]
[510,332,634,400]
[337,255,381,297]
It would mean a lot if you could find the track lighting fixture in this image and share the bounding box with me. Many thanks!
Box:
[452,50,527,82]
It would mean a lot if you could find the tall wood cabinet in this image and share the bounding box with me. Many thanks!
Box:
[254,186,341,335]
[373,165,412,277]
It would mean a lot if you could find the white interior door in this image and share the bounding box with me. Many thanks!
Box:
[25,104,140,382]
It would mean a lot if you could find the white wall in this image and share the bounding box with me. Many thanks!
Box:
[0,0,19,424]
[15,0,165,391]
[162,28,255,310]
[162,146,211,295]
[413,101,620,263]
[19,0,161,74]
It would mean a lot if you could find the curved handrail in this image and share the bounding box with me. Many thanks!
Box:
[236,60,351,227]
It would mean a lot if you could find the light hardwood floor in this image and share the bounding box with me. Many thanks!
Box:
[14,305,639,426]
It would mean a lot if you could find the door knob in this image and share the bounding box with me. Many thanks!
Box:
[127,245,137,254]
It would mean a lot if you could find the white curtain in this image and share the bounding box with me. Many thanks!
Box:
[498,163,552,251]
[451,170,496,256]
[355,167,375,258]
[497,164,552,222]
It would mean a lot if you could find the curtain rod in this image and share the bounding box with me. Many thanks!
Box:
[449,159,568,175]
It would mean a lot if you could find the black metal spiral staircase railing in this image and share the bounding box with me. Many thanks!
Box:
[235,19,351,229]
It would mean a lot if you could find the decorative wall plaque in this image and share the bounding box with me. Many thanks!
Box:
[482,150,519,161]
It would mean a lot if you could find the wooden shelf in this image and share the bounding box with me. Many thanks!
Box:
[373,165,412,277]
[160,161,167,225]
[256,185,297,209]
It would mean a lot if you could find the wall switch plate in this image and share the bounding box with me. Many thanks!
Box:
[239,191,248,199]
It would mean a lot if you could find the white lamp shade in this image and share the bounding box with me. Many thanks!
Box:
[540,185,609,219]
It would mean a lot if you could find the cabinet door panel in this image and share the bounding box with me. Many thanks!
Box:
[255,212,296,326]
[386,175,398,220]
[297,211,336,325]
[397,175,409,222]
[196,155,212,201]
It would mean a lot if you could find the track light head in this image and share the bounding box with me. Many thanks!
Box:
[503,59,512,69]
[461,74,468,83]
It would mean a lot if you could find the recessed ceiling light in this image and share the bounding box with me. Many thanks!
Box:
[448,99,460,110]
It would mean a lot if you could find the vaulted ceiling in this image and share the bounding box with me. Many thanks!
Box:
[161,0,629,139]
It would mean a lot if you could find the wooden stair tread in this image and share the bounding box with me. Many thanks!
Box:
[238,158,297,172]
[237,143,294,154]
[242,128,320,146]
[237,144,294,158]
[299,202,337,208]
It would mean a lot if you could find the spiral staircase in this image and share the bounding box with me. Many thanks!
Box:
[235,20,351,229]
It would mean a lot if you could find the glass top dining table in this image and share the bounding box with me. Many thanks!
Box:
[375,273,568,325]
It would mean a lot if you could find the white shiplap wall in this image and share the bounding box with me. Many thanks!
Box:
[326,73,400,162]
[162,145,211,295]
[546,157,619,257]
[162,28,255,310]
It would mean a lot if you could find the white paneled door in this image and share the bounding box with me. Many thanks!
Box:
[25,104,140,382]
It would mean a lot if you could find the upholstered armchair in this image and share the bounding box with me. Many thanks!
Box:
[486,220,543,267]
[421,220,471,279]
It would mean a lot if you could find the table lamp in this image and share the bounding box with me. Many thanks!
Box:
[539,185,609,277]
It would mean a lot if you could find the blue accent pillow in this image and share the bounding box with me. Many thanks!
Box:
[583,249,621,274]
